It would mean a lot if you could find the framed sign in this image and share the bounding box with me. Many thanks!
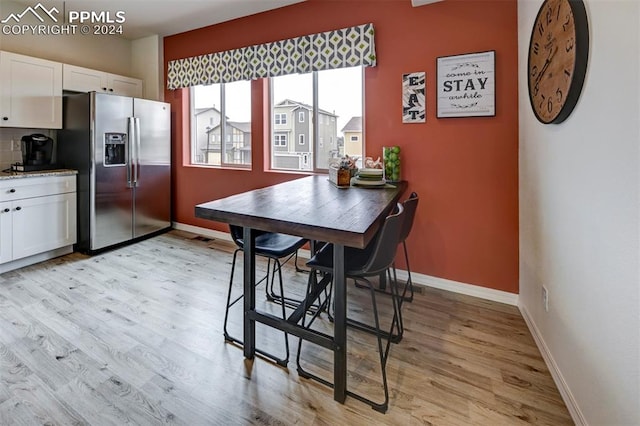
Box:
[436,51,495,118]
[402,72,425,123]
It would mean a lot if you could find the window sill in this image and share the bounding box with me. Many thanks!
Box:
[264,169,328,176]
[183,164,252,171]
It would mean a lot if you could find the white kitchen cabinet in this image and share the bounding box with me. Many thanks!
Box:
[0,51,63,129]
[63,64,143,98]
[0,174,77,273]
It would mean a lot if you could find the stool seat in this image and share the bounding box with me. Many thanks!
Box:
[234,232,308,258]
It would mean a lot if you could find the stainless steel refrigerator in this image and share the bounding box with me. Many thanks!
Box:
[57,92,171,253]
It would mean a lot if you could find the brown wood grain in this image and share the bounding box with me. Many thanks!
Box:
[195,175,407,249]
[0,230,572,424]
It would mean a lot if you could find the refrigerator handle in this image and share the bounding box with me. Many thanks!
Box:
[127,117,135,188]
[134,117,141,187]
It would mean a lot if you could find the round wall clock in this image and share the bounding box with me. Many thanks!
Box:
[527,0,589,124]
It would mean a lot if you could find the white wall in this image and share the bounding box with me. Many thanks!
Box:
[132,35,163,101]
[518,1,639,425]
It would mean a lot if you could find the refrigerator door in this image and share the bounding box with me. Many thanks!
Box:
[132,98,171,238]
[92,93,134,250]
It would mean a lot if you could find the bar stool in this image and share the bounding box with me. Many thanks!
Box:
[396,192,419,302]
[223,225,307,366]
[296,203,405,413]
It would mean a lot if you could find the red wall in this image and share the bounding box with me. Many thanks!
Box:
[164,0,519,294]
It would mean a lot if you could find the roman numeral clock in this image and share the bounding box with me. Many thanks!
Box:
[528,0,589,124]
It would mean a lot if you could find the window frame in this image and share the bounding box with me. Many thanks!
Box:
[275,113,287,125]
[269,66,365,173]
[190,82,252,168]
[274,133,288,147]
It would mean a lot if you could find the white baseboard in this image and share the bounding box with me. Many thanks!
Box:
[395,268,519,305]
[173,222,517,306]
[173,222,233,241]
[0,245,73,274]
[519,305,585,425]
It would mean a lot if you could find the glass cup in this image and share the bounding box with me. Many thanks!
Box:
[383,146,401,182]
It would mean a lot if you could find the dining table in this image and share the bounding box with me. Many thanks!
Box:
[195,174,407,404]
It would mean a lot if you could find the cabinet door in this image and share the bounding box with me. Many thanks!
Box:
[63,64,107,93]
[108,74,143,98]
[0,51,63,129]
[62,64,142,98]
[11,193,76,261]
[0,201,12,264]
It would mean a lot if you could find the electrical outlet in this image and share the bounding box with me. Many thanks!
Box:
[11,139,21,151]
[542,286,549,312]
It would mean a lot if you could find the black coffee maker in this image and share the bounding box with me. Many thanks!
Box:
[12,134,57,171]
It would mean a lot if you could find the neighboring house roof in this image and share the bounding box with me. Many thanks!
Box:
[194,106,222,116]
[341,116,362,133]
[275,99,337,117]
[209,121,251,133]
[228,121,251,133]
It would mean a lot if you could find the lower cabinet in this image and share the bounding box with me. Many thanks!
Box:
[0,174,77,272]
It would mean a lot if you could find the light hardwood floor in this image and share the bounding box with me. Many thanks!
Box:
[0,230,573,425]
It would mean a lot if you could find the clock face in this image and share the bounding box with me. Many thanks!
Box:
[527,0,589,124]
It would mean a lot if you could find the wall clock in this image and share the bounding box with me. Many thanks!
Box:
[527,0,589,124]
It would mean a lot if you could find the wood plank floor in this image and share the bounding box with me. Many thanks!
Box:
[0,230,573,425]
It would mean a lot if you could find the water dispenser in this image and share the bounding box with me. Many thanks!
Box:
[104,133,126,166]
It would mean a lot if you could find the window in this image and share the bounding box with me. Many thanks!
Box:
[191,80,252,167]
[350,135,359,142]
[270,66,364,171]
[275,113,287,125]
[274,134,287,147]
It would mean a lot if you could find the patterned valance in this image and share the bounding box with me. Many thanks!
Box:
[167,23,376,89]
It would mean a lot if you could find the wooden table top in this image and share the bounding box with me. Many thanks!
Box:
[195,175,407,249]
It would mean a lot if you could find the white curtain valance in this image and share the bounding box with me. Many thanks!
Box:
[167,23,376,89]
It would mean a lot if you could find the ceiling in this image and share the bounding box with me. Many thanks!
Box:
[7,0,307,39]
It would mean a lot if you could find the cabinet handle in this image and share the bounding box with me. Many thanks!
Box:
[2,117,8,121]
[15,206,21,211]
[2,208,8,213]
[9,189,15,193]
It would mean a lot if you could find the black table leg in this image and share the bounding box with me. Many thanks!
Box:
[333,244,347,403]
[243,227,256,359]
[379,271,387,290]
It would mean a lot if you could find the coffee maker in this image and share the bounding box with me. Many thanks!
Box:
[11,134,57,171]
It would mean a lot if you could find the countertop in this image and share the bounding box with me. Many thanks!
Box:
[0,169,78,180]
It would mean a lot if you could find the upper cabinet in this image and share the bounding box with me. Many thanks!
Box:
[0,51,63,129]
[63,64,143,98]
